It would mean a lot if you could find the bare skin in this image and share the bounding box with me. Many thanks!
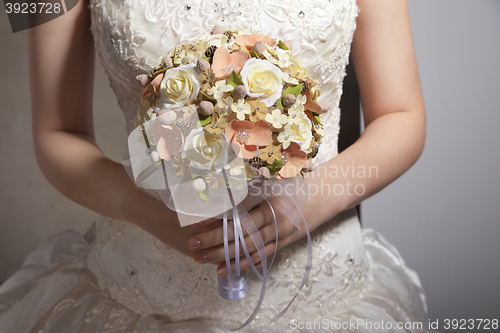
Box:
[29,0,425,275]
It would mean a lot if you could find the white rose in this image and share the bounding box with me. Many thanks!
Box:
[240,58,283,107]
[290,113,313,152]
[182,127,229,171]
[160,63,200,110]
[199,34,228,49]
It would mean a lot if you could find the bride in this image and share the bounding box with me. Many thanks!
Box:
[0,0,437,332]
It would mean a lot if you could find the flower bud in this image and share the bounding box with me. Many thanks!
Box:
[192,178,207,193]
[199,101,214,116]
[283,94,296,107]
[259,167,271,179]
[196,59,211,72]
[157,109,177,124]
[251,41,267,57]
[211,25,225,35]
[136,74,152,87]
[317,101,331,113]
[162,57,173,68]
[232,85,246,100]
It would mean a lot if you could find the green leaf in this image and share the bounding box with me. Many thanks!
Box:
[276,97,284,109]
[200,91,217,104]
[277,84,303,109]
[267,160,284,176]
[277,40,289,50]
[307,149,318,159]
[198,114,213,127]
[191,174,205,179]
[283,83,303,97]
[153,66,173,76]
[173,48,179,64]
[198,187,210,202]
[227,70,243,88]
[203,56,212,64]
[309,112,322,126]
[249,51,262,59]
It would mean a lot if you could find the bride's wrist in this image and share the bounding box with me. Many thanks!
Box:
[303,171,349,222]
[119,185,177,230]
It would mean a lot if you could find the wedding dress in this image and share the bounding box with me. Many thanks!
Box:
[0,0,436,332]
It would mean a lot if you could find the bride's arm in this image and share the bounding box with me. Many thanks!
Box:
[189,0,426,273]
[29,0,204,258]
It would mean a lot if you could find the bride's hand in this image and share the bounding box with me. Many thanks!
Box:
[186,175,343,275]
[132,201,222,260]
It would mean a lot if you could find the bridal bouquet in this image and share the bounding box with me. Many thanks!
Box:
[127,25,331,328]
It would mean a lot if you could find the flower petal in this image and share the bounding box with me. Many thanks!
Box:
[212,48,232,78]
[303,90,323,114]
[248,120,272,146]
[142,73,164,100]
[230,51,251,74]
[235,34,276,47]
[278,142,307,178]
[153,124,184,161]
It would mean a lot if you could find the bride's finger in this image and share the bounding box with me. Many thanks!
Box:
[188,217,221,230]
[216,241,277,275]
[188,202,273,250]
[195,223,278,264]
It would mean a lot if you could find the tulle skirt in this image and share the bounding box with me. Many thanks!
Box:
[0,225,438,333]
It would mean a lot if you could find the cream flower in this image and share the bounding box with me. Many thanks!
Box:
[244,162,258,181]
[231,99,251,120]
[314,123,325,136]
[277,124,297,149]
[288,112,313,152]
[160,63,200,110]
[199,34,228,49]
[265,108,288,129]
[176,49,204,65]
[287,110,305,126]
[207,80,233,100]
[275,49,293,68]
[282,72,299,85]
[206,171,226,189]
[228,176,245,190]
[224,158,246,176]
[216,96,234,117]
[288,56,308,76]
[294,94,307,108]
[183,103,198,122]
[182,127,229,171]
[287,95,307,125]
[240,58,283,107]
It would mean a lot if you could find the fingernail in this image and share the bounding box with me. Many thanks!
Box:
[217,267,228,275]
[194,253,207,263]
[188,238,201,249]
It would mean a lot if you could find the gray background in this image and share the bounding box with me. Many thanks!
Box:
[1,0,499,328]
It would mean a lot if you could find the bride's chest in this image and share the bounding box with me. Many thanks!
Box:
[90,0,358,69]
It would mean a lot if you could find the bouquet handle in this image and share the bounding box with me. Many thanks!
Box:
[218,270,247,300]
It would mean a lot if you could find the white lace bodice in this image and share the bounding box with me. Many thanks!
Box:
[87,0,369,329]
